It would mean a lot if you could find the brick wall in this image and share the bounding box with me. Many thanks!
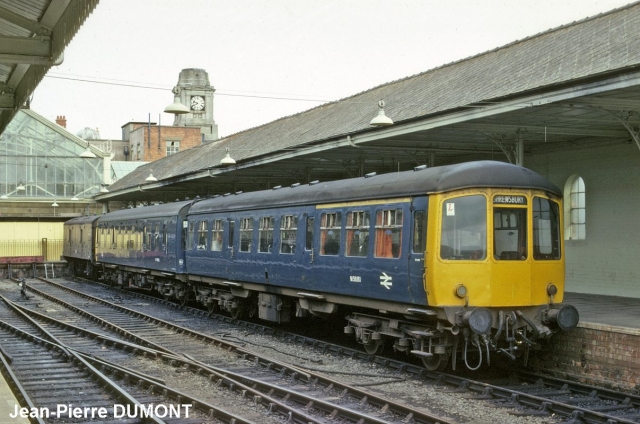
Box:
[529,326,640,392]
[128,125,203,162]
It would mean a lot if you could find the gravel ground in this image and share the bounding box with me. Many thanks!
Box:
[0,278,562,423]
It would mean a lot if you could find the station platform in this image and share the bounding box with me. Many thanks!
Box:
[530,292,640,391]
[564,292,640,335]
[0,374,29,424]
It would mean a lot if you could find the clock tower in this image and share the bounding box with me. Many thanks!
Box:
[171,68,219,142]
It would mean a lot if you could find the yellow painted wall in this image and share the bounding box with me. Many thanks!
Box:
[0,222,63,240]
[0,221,64,260]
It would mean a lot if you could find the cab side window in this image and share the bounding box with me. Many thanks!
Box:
[412,211,426,253]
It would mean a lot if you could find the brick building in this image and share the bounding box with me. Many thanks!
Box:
[122,121,203,162]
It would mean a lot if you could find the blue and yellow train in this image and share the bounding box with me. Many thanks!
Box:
[63,161,579,371]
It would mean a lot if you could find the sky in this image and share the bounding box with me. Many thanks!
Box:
[31,0,634,141]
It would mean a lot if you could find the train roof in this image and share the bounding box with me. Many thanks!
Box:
[189,161,562,215]
[97,200,194,224]
[63,215,100,226]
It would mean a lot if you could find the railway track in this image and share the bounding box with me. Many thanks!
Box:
[8,276,640,424]
[8,277,455,424]
[0,296,217,423]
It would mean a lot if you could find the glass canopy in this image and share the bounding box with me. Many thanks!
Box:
[0,110,103,200]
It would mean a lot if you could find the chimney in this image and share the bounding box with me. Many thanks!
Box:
[56,115,67,128]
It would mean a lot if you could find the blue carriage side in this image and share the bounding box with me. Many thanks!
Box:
[95,201,192,288]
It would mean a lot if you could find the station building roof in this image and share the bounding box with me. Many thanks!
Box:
[0,0,98,137]
[101,2,640,204]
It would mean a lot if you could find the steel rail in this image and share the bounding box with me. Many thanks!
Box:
[64,277,640,424]
[28,277,454,424]
[1,295,255,424]
[0,352,46,424]
[0,295,167,424]
[21,283,174,355]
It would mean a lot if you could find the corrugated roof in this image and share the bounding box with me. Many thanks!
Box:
[107,2,640,193]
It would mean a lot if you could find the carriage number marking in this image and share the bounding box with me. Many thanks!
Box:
[350,276,361,283]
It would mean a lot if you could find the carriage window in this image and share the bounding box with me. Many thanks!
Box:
[494,208,527,260]
[197,220,208,250]
[533,197,561,260]
[375,209,403,258]
[320,212,341,255]
[186,221,195,250]
[280,215,297,254]
[441,195,486,260]
[346,211,370,257]
[259,216,274,253]
[305,217,314,251]
[155,224,162,251]
[413,211,426,253]
[162,222,168,250]
[240,218,253,252]
[211,220,223,251]
[228,221,235,248]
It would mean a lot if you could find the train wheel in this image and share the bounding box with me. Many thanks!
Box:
[362,339,383,355]
[207,302,218,314]
[421,354,449,371]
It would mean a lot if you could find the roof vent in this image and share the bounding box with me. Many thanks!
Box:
[223,193,231,197]
[414,165,428,171]
[291,183,300,188]
[309,180,319,185]
[272,185,282,190]
[213,194,220,198]
[365,172,377,178]
[235,191,243,195]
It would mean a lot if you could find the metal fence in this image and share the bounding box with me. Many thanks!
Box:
[0,239,64,261]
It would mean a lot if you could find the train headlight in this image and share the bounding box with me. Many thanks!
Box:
[546,283,558,296]
[454,284,467,298]
[463,307,493,335]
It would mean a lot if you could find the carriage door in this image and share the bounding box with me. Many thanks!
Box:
[408,196,429,303]
[492,195,531,306]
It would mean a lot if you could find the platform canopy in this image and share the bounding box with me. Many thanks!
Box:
[98,2,640,205]
[0,0,99,137]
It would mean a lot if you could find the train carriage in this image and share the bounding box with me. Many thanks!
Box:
[93,200,193,298]
[63,161,579,371]
[181,161,578,370]
[63,215,100,277]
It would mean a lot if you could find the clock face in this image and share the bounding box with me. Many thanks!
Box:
[190,95,205,111]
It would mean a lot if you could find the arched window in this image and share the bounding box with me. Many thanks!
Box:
[564,175,585,240]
